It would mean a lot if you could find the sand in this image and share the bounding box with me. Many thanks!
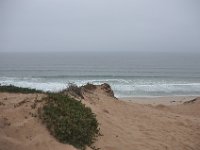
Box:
[0,93,76,150]
[122,96,198,105]
[0,86,200,150]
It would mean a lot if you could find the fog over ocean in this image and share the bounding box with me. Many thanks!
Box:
[0,52,200,97]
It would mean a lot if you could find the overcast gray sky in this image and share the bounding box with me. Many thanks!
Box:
[0,0,200,52]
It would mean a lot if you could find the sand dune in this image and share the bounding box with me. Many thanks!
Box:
[0,85,200,150]
[82,86,200,150]
[0,93,76,150]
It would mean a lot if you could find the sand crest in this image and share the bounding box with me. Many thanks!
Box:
[82,85,200,150]
[0,86,200,150]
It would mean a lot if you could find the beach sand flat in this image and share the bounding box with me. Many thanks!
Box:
[0,87,200,150]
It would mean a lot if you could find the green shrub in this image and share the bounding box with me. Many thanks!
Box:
[40,93,99,150]
[0,85,43,93]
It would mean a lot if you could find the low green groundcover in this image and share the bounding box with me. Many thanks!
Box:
[0,85,43,93]
[40,93,99,150]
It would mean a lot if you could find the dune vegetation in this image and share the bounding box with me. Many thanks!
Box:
[0,85,43,93]
[0,84,100,150]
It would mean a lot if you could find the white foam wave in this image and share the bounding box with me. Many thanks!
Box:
[1,77,200,97]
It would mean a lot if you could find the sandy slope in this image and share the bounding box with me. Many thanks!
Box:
[0,86,200,150]
[0,93,76,150]
[82,86,200,150]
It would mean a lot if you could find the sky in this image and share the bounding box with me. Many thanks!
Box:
[0,0,200,52]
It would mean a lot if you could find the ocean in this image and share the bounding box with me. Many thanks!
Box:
[0,51,200,97]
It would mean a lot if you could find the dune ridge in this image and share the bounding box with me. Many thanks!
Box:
[0,84,200,150]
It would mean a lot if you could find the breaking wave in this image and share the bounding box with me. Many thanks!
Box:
[1,77,200,97]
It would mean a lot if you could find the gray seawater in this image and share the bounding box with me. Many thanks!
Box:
[0,52,200,97]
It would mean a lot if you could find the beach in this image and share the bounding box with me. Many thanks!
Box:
[122,96,198,105]
[1,0,200,149]
[1,85,200,150]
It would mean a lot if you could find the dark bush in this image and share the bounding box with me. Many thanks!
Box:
[40,93,99,150]
[65,83,84,99]
[82,83,97,91]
